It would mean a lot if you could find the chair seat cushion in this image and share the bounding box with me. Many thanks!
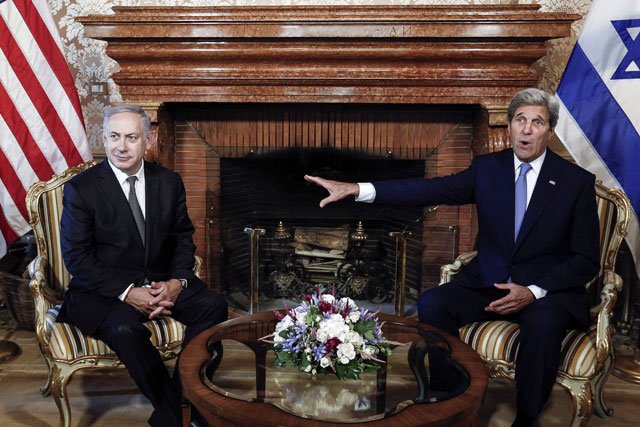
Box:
[45,305,185,361]
[459,320,598,378]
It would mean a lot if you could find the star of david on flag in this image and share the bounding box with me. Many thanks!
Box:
[611,19,640,79]
[555,0,640,278]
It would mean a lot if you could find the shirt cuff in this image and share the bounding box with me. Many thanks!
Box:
[355,182,376,203]
[527,284,547,299]
[119,283,135,301]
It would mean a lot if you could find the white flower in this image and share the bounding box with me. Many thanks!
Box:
[317,314,350,342]
[321,294,335,304]
[273,333,285,344]
[348,310,361,323]
[320,357,331,368]
[362,345,377,358]
[275,315,294,333]
[337,342,356,364]
[340,297,357,309]
[304,364,312,372]
[346,331,364,347]
[316,329,329,343]
[293,307,308,325]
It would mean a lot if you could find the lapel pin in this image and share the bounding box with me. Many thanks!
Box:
[549,180,556,185]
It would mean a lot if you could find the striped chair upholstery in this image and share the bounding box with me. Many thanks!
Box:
[440,181,631,427]
[26,161,196,427]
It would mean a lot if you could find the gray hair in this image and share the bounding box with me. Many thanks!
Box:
[102,104,151,140]
[507,88,559,129]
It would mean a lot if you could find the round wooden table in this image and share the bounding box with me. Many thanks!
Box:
[179,312,487,427]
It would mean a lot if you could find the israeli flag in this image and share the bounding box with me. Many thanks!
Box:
[555,0,640,276]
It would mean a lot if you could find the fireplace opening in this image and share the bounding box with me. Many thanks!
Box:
[220,148,425,313]
[172,102,474,313]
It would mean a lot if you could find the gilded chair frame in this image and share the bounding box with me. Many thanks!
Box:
[439,181,631,427]
[26,161,200,427]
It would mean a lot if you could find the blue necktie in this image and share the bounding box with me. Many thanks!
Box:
[514,163,532,239]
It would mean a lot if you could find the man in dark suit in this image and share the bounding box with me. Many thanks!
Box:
[58,104,227,427]
[305,88,600,427]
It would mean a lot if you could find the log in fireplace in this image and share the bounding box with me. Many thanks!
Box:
[79,5,578,312]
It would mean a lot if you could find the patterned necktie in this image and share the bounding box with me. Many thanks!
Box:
[514,163,532,239]
[126,176,145,245]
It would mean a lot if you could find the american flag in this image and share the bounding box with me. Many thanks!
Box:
[0,0,92,258]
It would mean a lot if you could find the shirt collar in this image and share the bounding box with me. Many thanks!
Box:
[513,149,546,176]
[107,159,145,185]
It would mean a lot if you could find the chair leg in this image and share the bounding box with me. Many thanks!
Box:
[565,379,593,427]
[37,343,53,396]
[50,363,74,427]
[593,360,614,418]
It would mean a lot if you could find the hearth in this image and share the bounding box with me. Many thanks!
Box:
[219,148,428,313]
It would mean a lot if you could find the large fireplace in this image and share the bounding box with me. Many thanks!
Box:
[79,5,578,313]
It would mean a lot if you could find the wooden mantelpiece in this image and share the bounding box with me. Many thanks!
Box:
[80,5,577,107]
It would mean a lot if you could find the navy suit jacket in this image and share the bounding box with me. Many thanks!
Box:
[57,160,204,335]
[374,149,600,326]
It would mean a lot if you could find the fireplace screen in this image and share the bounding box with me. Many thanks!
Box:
[220,148,426,314]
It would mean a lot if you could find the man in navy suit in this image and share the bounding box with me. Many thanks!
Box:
[305,88,600,427]
[58,104,227,427]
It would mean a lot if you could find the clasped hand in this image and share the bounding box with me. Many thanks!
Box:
[125,279,182,319]
[485,283,535,315]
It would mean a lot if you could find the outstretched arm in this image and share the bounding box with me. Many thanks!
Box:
[304,175,360,208]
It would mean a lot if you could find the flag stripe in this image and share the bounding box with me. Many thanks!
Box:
[12,0,84,124]
[0,83,54,181]
[0,47,68,174]
[0,0,92,258]
[0,204,19,251]
[0,147,28,222]
[9,0,92,163]
[0,18,83,168]
[0,174,30,243]
[557,43,640,214]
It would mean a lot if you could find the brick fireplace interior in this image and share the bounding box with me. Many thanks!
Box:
[172,103,473,311]
[80,5,577,313]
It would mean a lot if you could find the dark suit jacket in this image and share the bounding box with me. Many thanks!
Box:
[374,148,600,326]
[57,160,204,335]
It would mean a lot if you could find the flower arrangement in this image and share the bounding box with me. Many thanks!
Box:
[261,291,395,380]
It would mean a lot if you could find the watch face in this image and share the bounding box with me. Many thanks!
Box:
[180,279,188,289]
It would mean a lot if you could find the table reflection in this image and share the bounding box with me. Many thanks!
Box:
[200,316,470,423]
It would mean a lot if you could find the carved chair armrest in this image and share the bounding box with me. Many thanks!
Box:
[27,256,58,346]
[591,269,623,371]
[439,251,478,285]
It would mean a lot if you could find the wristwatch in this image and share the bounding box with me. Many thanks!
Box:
[178,278,188,290]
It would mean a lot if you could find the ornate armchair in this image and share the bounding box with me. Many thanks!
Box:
[439,181,631,427]
[26,161,200,427]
